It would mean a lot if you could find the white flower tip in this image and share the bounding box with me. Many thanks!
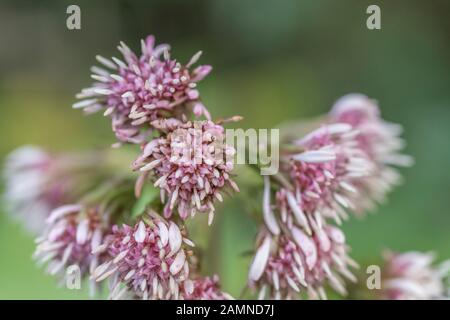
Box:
[168,222,182,255]
[184,279,194,295]
[157,221,169,247]
[291,227,317,270]
[263,176,280,236]
[46,204,82,224]
[292,150,336,164]
[169,251,185,275]
[249,236,272,282]
[76,219,89,245]
[134,221,147,243]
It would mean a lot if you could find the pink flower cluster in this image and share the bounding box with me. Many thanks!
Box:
[329,94,414,212]
[184,275,233,300]
[249,225,357,299]
[91,218,195,300]
[2,146,102,234]
[381,251,450,300]
[75,34,239,225]
[74,35,211,144]
[73,35,234,300]
[248,94,412,299]
[34,204,109,295]
[277,123,373,230]
[3,146,63,233]
[133,120,238,223]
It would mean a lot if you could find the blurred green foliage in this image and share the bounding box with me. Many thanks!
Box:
[0,0,449,299]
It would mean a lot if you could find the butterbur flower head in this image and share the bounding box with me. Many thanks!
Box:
[92,218,195,300]
[3,146,112,234]
[3,146,67,233]
[329,94,414,212]
[74,35,212,144]
[133,120,238,224]
[280,123,373,227]
[249,226,357,300]
[382,251,450,300]
[330,94,414,167]
[34,205,109,293]
[184,275,233,300]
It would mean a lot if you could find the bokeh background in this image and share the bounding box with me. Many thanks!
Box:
[0,0,449,299]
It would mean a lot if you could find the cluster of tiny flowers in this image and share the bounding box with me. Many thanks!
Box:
[329,94,414,213]
[381,251,450,300]
[277,123,373,230]
[248,94,412,299]
[247,122,369,297]
[184,275,233,300]
[2,146,100,234]
[34,204,109,294]
[91,218,197,300]
[71,35,236,300]
[248,225,357,300]
[74,35,211,144]
[133,119,238,223]
[3,146,62,233]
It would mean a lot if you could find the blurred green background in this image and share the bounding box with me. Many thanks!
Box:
[0,0,449,299]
